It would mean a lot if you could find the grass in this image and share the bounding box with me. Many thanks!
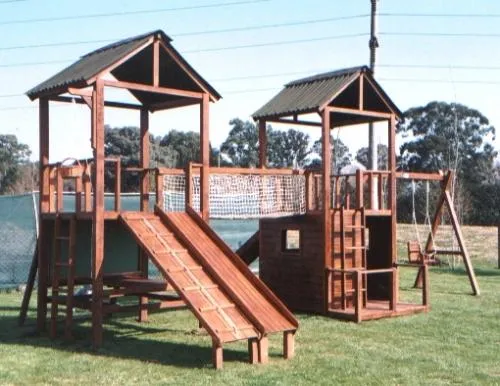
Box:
[0,225,499,385]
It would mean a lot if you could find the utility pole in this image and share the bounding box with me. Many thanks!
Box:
[368,0,379,208]
[368,0,379,171]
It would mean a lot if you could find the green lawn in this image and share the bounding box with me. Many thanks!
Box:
[0,226,499,385]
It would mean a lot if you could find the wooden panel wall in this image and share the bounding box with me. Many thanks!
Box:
[259,215,324,313]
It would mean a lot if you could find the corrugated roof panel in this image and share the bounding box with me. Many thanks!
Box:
[26,35,152,99]
[253,69,361,119]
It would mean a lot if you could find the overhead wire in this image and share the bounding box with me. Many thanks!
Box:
[0,0,272,26]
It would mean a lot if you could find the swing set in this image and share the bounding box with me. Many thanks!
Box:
[397,170,480,295]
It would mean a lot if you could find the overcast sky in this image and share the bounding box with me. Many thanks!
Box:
[1,0,499,162]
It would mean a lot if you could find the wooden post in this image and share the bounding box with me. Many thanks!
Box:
[200,94,210,221]
[390,267,398,311]
[138,108,150,322]
[258,120,267,168]
[91,79,105,349]
[185,162,193,209]
[258,335,269,364]
[356,169,363,208]
[388,115,397,265]
[322,108,332,314]
[248,338,259,364]
[422,264,429,307]
[283,331,295,359]
[114,160,121,212]
[212,340,223,370]
[354,270,362,323]
[37,98,49,332]
[156,172,164,209]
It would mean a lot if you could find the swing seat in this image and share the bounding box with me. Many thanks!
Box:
[407,240,441,265]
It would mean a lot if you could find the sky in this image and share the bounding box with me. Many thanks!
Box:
[0,0,499,162]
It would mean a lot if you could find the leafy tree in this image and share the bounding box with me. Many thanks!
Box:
[397,101,497,224]
[355,144,388,170]
[310,136,352,173]
[104,126,177,192]
[268,128,311,168]
[0,135,32,194]
[220,118,259,167]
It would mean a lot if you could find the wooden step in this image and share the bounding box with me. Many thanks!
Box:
[344,246,366,250]
[167,265,203,274]
[184,284,218,292]
[215,324,255,333]
[199,303,235,312]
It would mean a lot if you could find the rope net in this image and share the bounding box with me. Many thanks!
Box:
[163,172,306,219]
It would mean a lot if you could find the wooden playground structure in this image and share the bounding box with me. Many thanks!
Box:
[20,30,479,369]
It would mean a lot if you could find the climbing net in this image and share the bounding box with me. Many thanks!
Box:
[163,172,306,219]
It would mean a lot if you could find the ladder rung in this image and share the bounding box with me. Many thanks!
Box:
[55,262,71,267]
[56,236,70,241]
[199,303,235,313]
[344,225,365,230]
[215,324,254,333]
[167,265,202,274]
[345,246,366,250]
[184,284,218,292]
[345,288,367,293]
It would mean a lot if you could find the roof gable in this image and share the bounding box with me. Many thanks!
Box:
[252,66,402,122]
[26,30,221,105]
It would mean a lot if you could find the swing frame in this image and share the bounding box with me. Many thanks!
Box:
[397,170,480,295]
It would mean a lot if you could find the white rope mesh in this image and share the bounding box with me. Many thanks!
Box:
[163,172,306,219]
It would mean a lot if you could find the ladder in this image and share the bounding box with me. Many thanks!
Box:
[50,215,77,340]
[339,207,367,309]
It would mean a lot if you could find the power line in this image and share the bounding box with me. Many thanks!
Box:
[380,12,500,18]
[0,32,368,67]
[0,0,271,26]
[378,64,500,70]
[382,32,500,38]
[182,33,368,53]
[0,14,369,51]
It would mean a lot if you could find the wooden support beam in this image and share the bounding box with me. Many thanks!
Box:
[354,270,363,323]
[37,98,49,332]
[267,117,322,127]
[322,109,332,311]
[91,79,105,349]
[258,336,269,364]
[328,106,393,119]
[103,79,204,100]
[422,264,429,307]
[212,340,223,370]
[444,190,480,295]
[388,115,397,265]
[50,95,142,110]
[156,172,164,210]
[355,169,363,207]
[200,94,210,221]
[258,120,267,168]
[248,338,259,364]
[283,331,295,359]
[139,108,150,322]
[153,39,160,87]
[390,267,398,311]
[359,74,364,110]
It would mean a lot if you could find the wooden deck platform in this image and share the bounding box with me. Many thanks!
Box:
[328,300,428,322]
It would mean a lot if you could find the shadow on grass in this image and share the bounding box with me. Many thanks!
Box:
[431,266,500,277]
[1,311,252,369]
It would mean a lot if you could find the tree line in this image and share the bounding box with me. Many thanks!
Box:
[1,101,498,225]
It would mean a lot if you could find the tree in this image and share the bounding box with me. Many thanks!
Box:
[355,144,388,170]
[397,101,497,224]
[268,128,311,168]
[0,135,32,194]
[104,126,177,192]
[220,118,259,167]
[310,136,352,173]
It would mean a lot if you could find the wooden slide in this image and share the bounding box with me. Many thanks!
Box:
[120,207,297,354]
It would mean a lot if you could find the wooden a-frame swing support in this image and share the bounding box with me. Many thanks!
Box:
[399,170,480,296]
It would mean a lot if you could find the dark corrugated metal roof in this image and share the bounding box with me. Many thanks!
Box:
[26,30,221,102]
[252,65,401,120]
[252,66,366,119]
